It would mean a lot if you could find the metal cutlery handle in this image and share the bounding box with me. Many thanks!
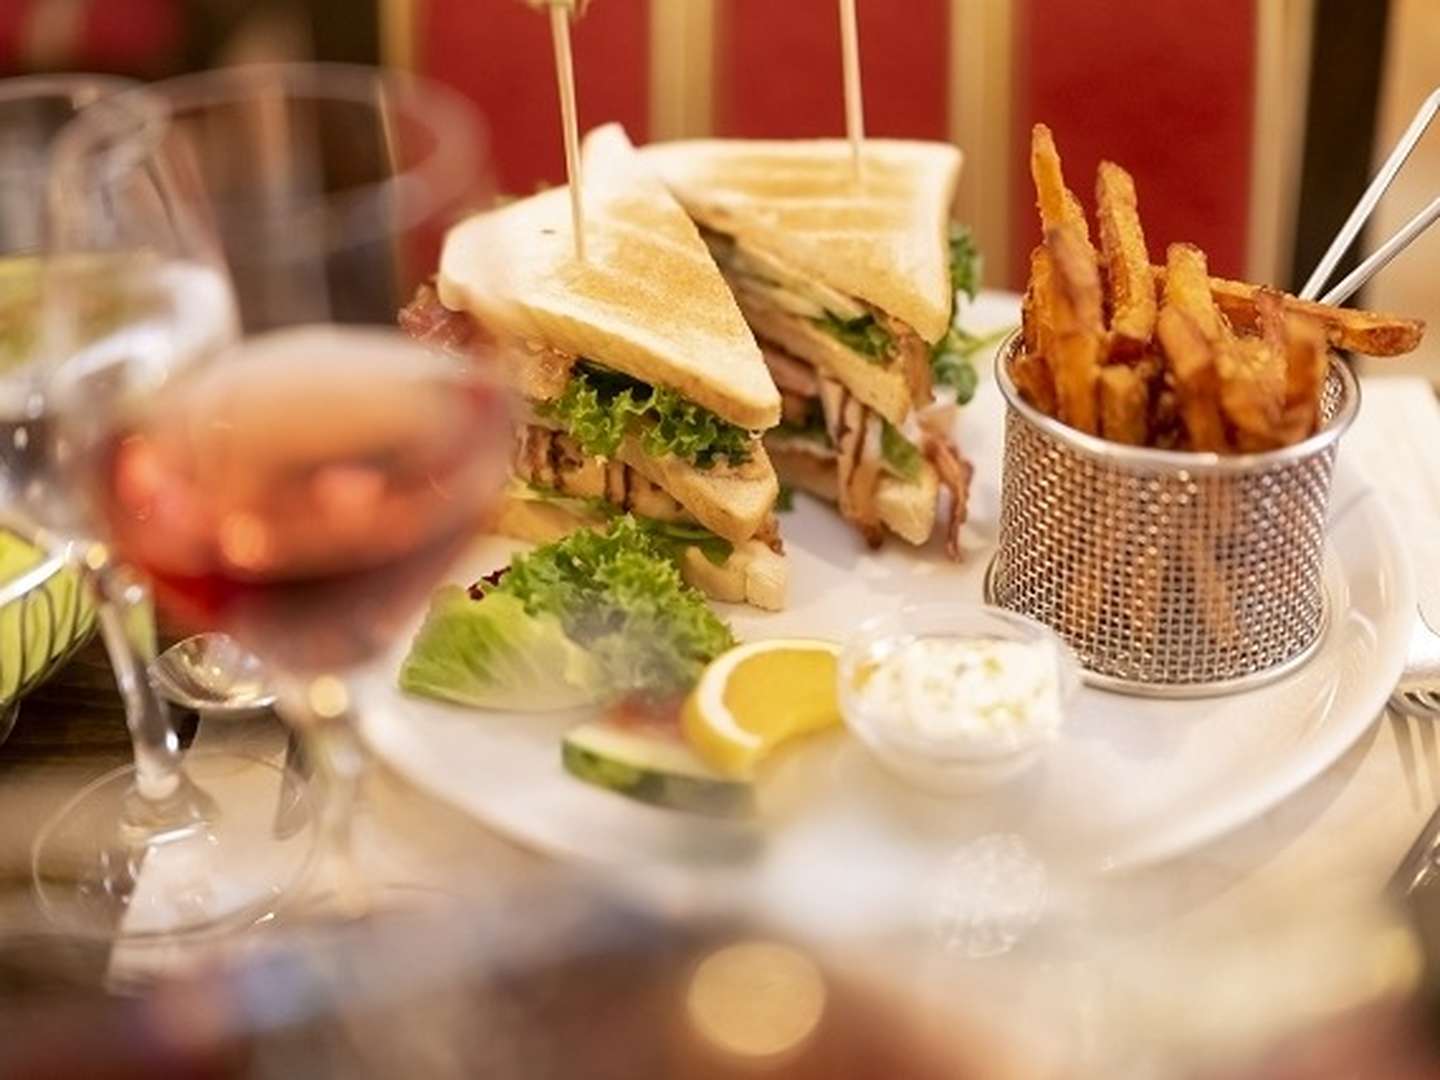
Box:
[1320,194,1440,306]
[1301,87,1440,302]
[1392,801,1440,896]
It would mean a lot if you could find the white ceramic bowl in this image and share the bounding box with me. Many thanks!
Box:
[838,603,1081,795]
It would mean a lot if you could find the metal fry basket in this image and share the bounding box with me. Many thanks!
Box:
[985,334,1358,697]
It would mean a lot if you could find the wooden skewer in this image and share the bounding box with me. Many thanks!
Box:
[838,0,865,182]
[550,3,585,260]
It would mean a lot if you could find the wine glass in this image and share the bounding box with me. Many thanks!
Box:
[44,64,509,919]
[0,75,134,537]
[0,75,316,942]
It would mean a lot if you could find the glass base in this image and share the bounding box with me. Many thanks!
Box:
[32,750,316,941]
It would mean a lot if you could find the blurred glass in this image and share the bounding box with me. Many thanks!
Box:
[44,63,510,925]
[22,74,318,944]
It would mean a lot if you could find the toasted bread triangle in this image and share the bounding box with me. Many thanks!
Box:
[643,138,963,344]
[438,125,779,430]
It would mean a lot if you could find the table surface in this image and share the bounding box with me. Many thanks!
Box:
[2,357,1438,1051]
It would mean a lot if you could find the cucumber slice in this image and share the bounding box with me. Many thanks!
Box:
[562,722,754,817]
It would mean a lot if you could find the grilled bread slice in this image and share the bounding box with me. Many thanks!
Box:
[643,138,963,345]
[440,125,781,431]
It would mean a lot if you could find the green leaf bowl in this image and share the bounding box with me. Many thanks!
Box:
[0,530,99,739]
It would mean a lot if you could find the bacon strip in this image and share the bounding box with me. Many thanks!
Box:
[877,310,934,407]
[398,281,477,356]
[923,434,973,560]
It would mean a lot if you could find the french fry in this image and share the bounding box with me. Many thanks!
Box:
[1021,246,1045,356]
[1044,224,1105,434]
[1155,244,1228,452]
[1018,247,1062,415]
[1217,337,1285,452]
[1019,126,1423,456]
[1253,289,1329,444]
[1013,350,1059,415]
[1098,364,1149,445]
[1095,161,1156,352]
[1151,268,1425,358]
[1030,124,1094,249]
[1276,313,1330,443]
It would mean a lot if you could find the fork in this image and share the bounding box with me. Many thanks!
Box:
[1387,591,1440,894]
[1390,602,1440,719]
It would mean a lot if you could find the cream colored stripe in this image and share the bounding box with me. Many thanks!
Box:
[649,0,716,140]
[1245,0,1315,285]
[948,0,1014,289]
[380,0,419,71]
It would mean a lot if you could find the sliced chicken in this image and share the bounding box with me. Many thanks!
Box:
[514,427,689,523]
[780,390,815,426]
[627,472,687,522]
[762,343,821,397]
[830,390,885,547]
[513,341,577,402]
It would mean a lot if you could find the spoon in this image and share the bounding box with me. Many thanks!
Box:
[148,633,276,714]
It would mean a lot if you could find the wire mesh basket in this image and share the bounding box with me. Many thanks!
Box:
[0,531,98,736]
[985,334,1358,697]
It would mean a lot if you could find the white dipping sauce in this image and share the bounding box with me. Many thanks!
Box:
[853,636,1064,752]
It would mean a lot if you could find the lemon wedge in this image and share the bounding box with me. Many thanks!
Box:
[682,639,842,777]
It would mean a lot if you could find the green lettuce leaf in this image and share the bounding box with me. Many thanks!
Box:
[398,587,605,711]
[880,422,922,481]
[499,516,736,696]
[515,483,734,567]
[641,518,734,568]
[811,311,891,362]
[948,223,982,301]
[537,362,753,469]
[931,324,1012,403]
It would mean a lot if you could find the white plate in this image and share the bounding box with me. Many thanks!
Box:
[360,294,1414,934]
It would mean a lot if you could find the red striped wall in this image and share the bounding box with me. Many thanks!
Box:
[0,0,179,75]
[1012,0,1257,282]
[419,0,650,195]
[714,0,949,140]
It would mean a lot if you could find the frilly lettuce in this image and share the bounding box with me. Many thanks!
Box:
[399,517,736,709]
[498,516,735,695]
[537,362,753,470]
[948,223,981,302]
[811,311,891,362]
[933,223,1016,401]
[513,484,734,567]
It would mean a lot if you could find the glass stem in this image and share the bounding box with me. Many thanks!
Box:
[88,555,184,803]
[289,677,370,917]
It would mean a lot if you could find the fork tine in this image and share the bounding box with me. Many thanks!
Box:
[1392,692,1435,720]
